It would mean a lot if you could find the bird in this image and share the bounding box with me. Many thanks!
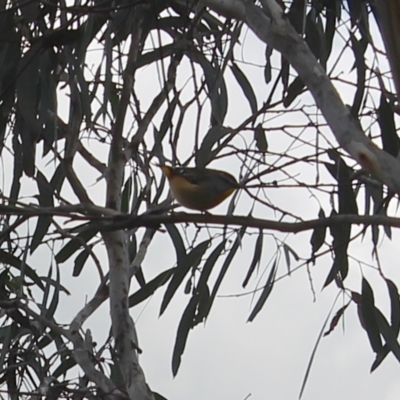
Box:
[158,164,240,211]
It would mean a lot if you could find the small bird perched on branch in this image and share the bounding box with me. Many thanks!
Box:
[158,164,240,211]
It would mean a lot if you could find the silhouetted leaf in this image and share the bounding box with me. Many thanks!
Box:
[310,208,326,254]
[129,268,176,308]
[254,124,268,152]
[204,227,246,319]
[347,0,370,36]
[172,294,198,376]
[0,249,44,290]
[326,150,358,214]
[160,239,211,315]
[378,93,399,157]
[361,278,382,353]
[281,57,289,92]
[196,125,231,168]
[231,62,257,114]
[52,356,76,378]
[30,171,53,253]
[0,324,13,371]
[165,224,186,267]
[324,0,338,62]
[193,284,211,326]
[387,279,400,334]
[349,33,367,117]
[7,309,31,330]
[248,259,277,322]
[305,11,323,61]
[73,248,91,277]
[49,164,65,195]
[287,0,306,34]
[44,265,60,321]
[121,177,132,214]
[324,302,350,336]
[282,243,299,276]
[16,43,42,176]
[371,279,400,371]
[283,76,305,107]
[55,228,98,264]
[324,210,350,287]
[197,240,226,291]
[152,94,179,157]
[264,46,273,83]
[375,307,400,364]
[243,229,263,288]
[193,51,227,125]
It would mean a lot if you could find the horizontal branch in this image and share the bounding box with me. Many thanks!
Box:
[204,0,400,194]
[1,203,400,234]
[106,212,400,234]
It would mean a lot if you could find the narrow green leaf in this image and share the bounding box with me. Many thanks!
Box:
[248,259,277,322]
[349,33,367,117]
[55,228,97,264]
[371,279,400,371]
[7,309,31,330]
[129,268,176,308]
[197,240,227,291]
[195,125,231,168]
[41,265,52,319]
[324,1,338,60]
[230,62,257,114]
[242,229,263,287]
[40,276,70,295]
[160,240,211,315]
[323,302,350,337]
[326,150,358,214]
[0,324,13,371]
[190,49,227,125]
[387,279,400,334]
[264,46,273,84]
[0,249,44,290]
[172,294,198,376]
[49,164,65,195]
[193,284,211,326]
[310,209,326,254]
[375,308,400,364]
[52,356,76,378]
[165,224,186,267]
[152,95,179,157]
[254,124,268,152]
[361,278,382,353]
[305,11,323,61]
[204,227,246,318]
[283,243,299,276]
[31,171,54,253]
[45,265,60,321]
[324,210,350,287]
[73,248,91,277]
[283,76,304,107]
[121,177,132,214]
[378,93,399,157]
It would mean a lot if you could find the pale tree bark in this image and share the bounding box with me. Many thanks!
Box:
[99,4,154,399]
[203,0,400,195]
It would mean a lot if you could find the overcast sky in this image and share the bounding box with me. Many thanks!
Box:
[8,5,400,400]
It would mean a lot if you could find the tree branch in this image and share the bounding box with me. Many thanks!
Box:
[104,3,154,399]
[204,0,400,194]
[107,212,400,234]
